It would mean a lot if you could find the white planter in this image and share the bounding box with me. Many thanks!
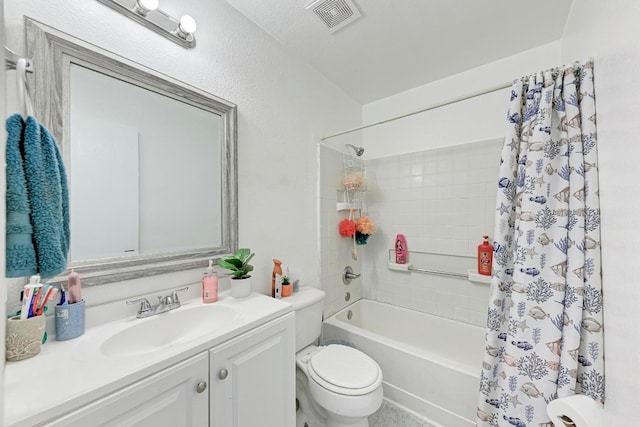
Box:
[231,277,251,298]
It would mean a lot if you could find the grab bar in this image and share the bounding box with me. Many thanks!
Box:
[406,266,467,279]
[387,249,471,280]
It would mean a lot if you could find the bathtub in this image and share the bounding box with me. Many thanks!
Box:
[322,299,486,427]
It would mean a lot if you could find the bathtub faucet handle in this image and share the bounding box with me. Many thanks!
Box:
[343,266,360,285]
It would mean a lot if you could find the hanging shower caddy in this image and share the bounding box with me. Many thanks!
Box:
[336,144,377,257]
[337,146,366,211]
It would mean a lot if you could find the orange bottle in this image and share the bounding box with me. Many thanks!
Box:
[477,235,493,276]
[272,259,282,297]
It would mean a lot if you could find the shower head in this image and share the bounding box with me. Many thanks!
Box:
[345,144,365,157]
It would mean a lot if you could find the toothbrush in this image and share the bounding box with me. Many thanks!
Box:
[32,286,43,315]
[35,286,58,316]
[58,284,66,305]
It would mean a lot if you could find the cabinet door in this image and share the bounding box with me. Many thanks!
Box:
[42,352,209,427]
[210,313,295,427]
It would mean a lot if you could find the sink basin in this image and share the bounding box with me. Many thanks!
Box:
[100,305,237,357]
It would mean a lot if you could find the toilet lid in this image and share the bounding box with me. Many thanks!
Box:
[308,345,382,395]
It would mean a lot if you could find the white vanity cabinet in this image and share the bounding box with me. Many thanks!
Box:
[35,312,295,427]
[41,352,209,427]
[5,293,296,427]
[210,313,296,427]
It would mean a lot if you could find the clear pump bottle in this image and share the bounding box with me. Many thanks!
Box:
[202,260,218,303]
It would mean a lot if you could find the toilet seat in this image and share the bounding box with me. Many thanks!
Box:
[307,345,382,396]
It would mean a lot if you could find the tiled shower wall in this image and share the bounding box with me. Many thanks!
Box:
[362,139,502,326]
[320,139,503,326]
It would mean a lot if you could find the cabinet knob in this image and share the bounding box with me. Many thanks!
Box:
[196,381,207,393]
[218,369,228,380]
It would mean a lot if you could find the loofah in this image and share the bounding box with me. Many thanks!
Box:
[342,172,366,190]
[339,219,356,237]
[355,231,370,245]
[356,216,376,235]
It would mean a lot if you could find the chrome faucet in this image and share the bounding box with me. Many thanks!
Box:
[126,287,189,319]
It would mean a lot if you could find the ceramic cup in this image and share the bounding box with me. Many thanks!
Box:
[55,300,86,341]
[6,314,46,361]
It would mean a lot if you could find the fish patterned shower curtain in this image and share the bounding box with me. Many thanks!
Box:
[477,61,604,427]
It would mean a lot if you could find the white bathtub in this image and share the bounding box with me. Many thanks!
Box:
[322,299,486,427]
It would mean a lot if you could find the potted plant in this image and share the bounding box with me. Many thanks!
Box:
[281,275,292,297]
[218,248,255,298]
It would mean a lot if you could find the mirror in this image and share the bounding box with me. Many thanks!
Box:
[25,18,238,285]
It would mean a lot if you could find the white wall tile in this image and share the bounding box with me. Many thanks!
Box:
[353,140,501,326]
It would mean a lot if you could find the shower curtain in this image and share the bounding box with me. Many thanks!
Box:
[477,61,603,427]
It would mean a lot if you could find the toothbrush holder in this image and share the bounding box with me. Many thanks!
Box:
[55,300,86,341]
[5,314,46,361]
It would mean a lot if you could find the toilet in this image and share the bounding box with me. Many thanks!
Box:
[288,287,383,427]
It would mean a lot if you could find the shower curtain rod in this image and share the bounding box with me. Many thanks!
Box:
[320,80,512,141]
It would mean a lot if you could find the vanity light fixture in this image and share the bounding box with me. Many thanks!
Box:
[96,0,197,48]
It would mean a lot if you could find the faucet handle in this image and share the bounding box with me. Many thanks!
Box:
[126,297,152,313]
[171,287,189,305]
[342,266,361,285]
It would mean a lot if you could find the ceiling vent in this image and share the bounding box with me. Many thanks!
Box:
[306,0,362,33]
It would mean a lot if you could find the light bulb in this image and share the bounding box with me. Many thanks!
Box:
[133,0,158,16]
[138,0,158,11]
[178,15,197,35]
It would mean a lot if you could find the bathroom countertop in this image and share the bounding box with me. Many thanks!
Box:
[4,291,292,427]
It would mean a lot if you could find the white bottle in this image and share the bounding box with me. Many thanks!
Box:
[274,273,282,299]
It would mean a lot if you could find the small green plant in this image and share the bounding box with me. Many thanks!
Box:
[282,276,290,286]
[218,248,255,279]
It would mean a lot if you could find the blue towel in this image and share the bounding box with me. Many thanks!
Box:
[6,114,37,277]
[22,116,70,278]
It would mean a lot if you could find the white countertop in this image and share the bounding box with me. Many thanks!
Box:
[5,291,292,427]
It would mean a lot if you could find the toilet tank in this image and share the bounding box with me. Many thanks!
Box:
[285,287,326,352]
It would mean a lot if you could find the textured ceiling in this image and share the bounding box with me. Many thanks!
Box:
[225,0,573,104]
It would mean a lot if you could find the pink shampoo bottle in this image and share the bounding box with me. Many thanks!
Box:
[395,234,408,264]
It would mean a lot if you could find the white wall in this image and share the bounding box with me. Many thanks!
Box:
[561,1,640,424]
[363,41,562,158]
[4,0,362,298]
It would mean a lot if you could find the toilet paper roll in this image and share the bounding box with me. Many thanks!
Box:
[546,394,603,427]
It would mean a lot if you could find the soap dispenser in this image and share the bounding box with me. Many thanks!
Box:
[202,260,218,303]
